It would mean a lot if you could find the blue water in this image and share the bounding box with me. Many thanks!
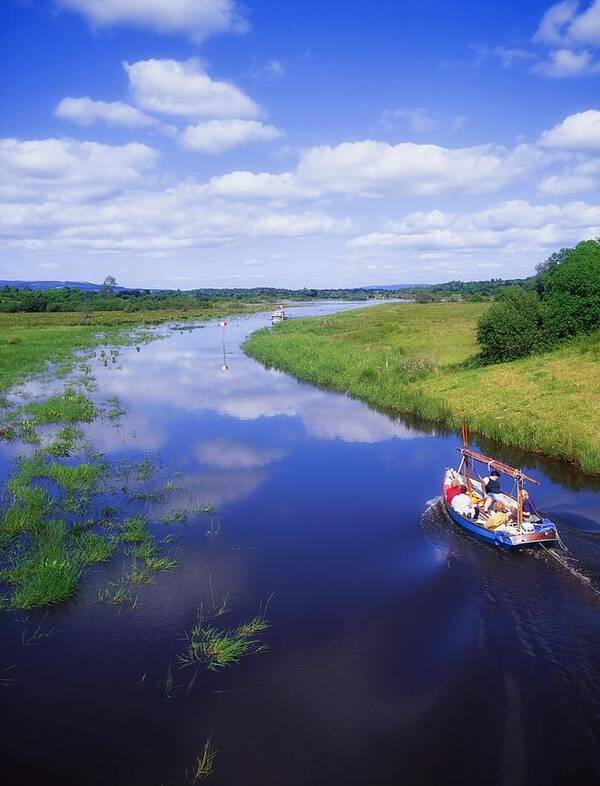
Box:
[1,302,599,786]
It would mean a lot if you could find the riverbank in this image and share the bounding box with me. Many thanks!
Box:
[0,303,263,391]
[244,302,600,474]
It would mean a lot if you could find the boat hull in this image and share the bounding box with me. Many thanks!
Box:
[442,497,558,550]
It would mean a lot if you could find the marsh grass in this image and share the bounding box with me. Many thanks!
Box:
[191,736,216,782]
[97,580,138,608]
[46,426,83,457]
[73,531,114,564]
[119,515,148,544]
[162,510,188,524]
[245,303,600,474]
[22,389,95,425]
[3,524,81,609]
[144,556,178,572]
[180,614,269,671]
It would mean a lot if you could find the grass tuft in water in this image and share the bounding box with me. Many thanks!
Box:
[119,515,148,544]
[73,531,114,564]
[3,523,81,609]
[22,388,95,425]
[180,615,268,671]
[46,426,83,457]
[191,736,216,782]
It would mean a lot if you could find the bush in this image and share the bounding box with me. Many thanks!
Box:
[538,239,600,341]
[477,287,546,363]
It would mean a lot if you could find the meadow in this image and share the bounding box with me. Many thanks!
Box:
[244,302,600,474]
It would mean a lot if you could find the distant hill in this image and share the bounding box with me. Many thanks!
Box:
[0,280,129,292]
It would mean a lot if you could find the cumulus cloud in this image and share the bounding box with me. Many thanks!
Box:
[0,174,348,254]
[56,0,248,41]
[180,119,281,153]
[296,140,544,197]
[55,96,156,128]
[530,2,600,76]
[533,1,579,44]
[348,200,600,254]
[204,171,319,202]
[124,58,259,119]
[0,137,157,202]
[532,47,600,76]
[540,109,600,151]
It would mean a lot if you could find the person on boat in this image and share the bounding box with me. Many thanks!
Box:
[451,485,479,520]
[484,501,510,530]
[445,478,462,505]
[483,469,503,511]
[522,490,542,522]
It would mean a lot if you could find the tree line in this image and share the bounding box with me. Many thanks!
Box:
[477,239,600,363]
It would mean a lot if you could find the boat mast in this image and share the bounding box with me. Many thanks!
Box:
[461,422,471,492]
[516,474,523,531]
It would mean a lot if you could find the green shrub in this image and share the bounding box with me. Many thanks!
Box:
[477,287,546,363]
[538,239,600,340]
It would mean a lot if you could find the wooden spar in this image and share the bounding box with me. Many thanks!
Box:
[456,447,540,485]
[461,422,471,492]
[517,476,523,530]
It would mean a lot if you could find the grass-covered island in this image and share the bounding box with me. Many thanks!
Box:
[244,302,600,474]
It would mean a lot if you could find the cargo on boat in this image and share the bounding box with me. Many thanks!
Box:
[442,425,559,549]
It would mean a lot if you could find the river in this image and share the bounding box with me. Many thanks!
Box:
[1,302,599,786]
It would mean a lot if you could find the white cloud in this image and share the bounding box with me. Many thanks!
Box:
[124,58,259,119]
[55,96,156,128]
[296,140,544,197]
[530,2,600,76]
[348,200,600,254]
[538,173,595,194]
[180,119,281,153]
[566,0,600,45]
[56,0,248,41]
[540,109,600,151]
[0,137,157,202]
[532,47,600,76]
[533,1,579,44]
[0,176,348,254]
[205,171,318,201]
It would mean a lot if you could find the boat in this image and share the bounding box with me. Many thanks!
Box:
[442,425,559,549]
[271,305,288,325]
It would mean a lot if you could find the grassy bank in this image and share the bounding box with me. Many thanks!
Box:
[244,303,600,474]
[0,303,262,391]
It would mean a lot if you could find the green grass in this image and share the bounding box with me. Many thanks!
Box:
[119,514,149,544]
[23,389,95,424]
[244,302,600,473]
[2,523,81,609]
[46,426,84,457]
[180,616,269,671]
[192,736,217,782]
[73,531,114,564]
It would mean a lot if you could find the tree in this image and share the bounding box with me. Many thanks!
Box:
[477,287,546,363]
[539,239,600,340]
[101,275,117,295]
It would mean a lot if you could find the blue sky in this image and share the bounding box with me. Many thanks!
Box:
[1,0,599,287]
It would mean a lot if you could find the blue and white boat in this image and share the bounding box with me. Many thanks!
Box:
[442,427,559,550]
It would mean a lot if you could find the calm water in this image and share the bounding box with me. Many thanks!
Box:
[1,302,600,786]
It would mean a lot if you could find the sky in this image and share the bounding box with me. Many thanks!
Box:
[0,0,599,288]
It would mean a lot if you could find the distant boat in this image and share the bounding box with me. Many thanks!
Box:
[271,305,288,325]
[442,425,559,549]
